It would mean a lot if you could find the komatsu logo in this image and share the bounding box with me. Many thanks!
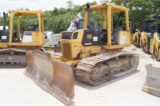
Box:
[62,39,69,43]
[84,43,92,45]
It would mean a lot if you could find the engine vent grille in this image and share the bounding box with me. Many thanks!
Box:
[62,43,72,59]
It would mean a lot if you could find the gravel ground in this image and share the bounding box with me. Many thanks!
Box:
[0,45,160,106]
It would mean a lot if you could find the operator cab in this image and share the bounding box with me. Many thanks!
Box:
[61,3,130,49]
[61,20,120,46]
[143,19,156,42]
[61,26,119,46]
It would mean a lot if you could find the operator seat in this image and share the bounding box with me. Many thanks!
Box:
[100,28,107,45]
[112,20,119,44]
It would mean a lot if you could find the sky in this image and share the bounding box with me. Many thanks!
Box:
[0,0,100,16]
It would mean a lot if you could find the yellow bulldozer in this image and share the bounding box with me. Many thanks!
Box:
[132,26,141,46]
[0,10,45,68]
[132,19,155,47]
[25,3,139,104]
[140,15,160,60]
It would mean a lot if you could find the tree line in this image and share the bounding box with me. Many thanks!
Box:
[0,0,160,33]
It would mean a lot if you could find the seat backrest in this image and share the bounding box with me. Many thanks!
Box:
[112,20,119,44]
[100,28,107,44]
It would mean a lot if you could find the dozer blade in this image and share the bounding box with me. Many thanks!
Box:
[142,64,160,97]
[25,50,74,105]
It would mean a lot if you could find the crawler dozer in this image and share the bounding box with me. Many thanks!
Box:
[141,15,160,60]
[26,3,139,104]
[0,10,45,68]
[132,21,142,46]
[133,29,141,46]
[132,19,155,47]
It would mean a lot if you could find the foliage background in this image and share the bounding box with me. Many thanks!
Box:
[0,0,160,33]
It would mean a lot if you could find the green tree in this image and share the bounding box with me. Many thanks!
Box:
[152,0,160,13]
[128,0,154,23]
[112,0,154,24]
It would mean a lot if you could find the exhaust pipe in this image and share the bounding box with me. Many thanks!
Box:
[86,3,91,29]
[3,12,6,30]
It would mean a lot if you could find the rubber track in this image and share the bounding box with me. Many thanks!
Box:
[0,63,26,68]
[75,51,139,85]
[0,48,27,68]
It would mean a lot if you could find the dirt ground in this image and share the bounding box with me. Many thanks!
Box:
[0,45,160,106]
